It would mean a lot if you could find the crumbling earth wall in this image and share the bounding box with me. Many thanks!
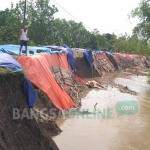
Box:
[0,72,59,150]
[73,50,99,78]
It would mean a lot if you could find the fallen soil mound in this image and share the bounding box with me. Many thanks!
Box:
[0,72,59,150]
[34,89,62,136]
[73,51,99,78]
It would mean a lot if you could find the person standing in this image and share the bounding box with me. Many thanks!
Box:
[19,26,28,56]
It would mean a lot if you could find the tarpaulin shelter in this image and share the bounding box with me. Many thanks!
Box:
[18,53,76,110]
[42,45,76,72]
[0,53,37,108]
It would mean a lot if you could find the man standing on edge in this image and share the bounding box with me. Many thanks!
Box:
[19,26,28,56]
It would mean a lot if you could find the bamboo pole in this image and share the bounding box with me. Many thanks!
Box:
[23,0,27,27]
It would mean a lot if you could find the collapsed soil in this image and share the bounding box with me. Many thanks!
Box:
[0,72,59,150]
[73,51,99,78]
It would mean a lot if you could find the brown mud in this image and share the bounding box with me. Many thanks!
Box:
[73,51,99,78]
[0,72,59,150]
[53,72,150,150]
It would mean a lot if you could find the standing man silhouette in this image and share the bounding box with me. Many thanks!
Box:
[19,26,28,56]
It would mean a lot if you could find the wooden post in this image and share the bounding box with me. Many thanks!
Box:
[23,0,27,27]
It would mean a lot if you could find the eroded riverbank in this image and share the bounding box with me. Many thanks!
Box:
[53,73,150,150]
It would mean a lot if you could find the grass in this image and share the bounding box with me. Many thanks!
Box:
[0,67,26,74]
[0,67,13,73]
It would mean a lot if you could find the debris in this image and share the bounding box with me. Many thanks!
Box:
[50,66,85,106]
[86,80,104,89]
[94,103,98,108]
[113,83,138,95]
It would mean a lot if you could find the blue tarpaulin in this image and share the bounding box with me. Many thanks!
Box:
[62,44,76,72]
[72,48,94,68]
[107,51,115,55]
[0,48,17,55]
[0,53,22,72]
[44,45,66,51]
[23,78,38,108]
[41,49,66,54]
[94,51,104,55]
[0,53,37,108]
[83,50,94,68]
[0,44,50,55]
[42,44,76,72]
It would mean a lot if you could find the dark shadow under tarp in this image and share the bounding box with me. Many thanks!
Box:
[105,52,118,70]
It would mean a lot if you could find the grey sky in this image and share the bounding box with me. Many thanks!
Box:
[0,0,141,35]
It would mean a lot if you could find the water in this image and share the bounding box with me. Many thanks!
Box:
[53,75,150,150]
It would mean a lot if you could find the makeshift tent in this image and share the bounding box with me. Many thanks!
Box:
[0,53,37,108]
[42,45,76,72]
[18,53,76,110]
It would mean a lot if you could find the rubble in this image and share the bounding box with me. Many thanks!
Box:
[50,66,85,106]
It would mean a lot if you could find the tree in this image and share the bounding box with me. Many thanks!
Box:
[131,0,150,41]
[0,0,58,45]
[27,0,58,45]
[103,33,117,49]
[0,2,24,44]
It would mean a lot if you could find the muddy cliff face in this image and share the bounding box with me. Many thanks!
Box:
[0,72,59,150]
[73,51,99,78]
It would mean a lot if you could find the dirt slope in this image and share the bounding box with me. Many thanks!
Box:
[0,72,59,150]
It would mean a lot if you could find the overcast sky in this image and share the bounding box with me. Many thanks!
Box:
[0,0,141,35]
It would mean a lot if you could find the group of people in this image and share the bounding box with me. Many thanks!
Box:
[19,26,29,56]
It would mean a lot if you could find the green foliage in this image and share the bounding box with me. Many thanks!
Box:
[113,34,150,55]
[131,0,150,41]
[28,40,35,46]
[0,0,150,55]
[27,0,58,44]
[0,67,13,73]
[0,0,58,45]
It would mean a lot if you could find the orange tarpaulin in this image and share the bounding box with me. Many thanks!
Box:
[18,53,76,110]
[117,53,134,60]
[94,53,115,70]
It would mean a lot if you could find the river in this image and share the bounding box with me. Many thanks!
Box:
[53,75,150,150]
